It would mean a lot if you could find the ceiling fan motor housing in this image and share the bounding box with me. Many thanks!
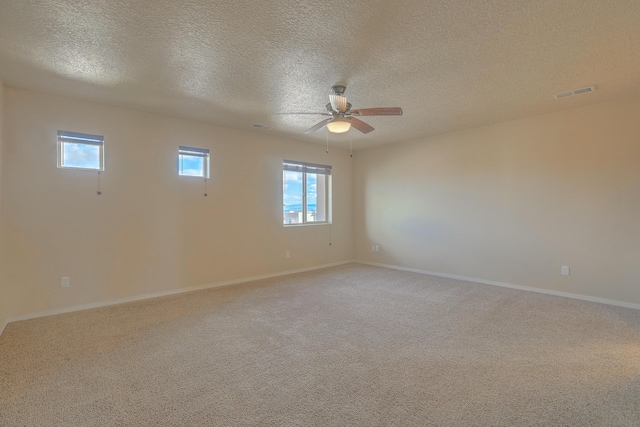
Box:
[331,85,347,96]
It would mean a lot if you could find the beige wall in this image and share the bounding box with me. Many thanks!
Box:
[2,88,353,320]
[354,97,640,305]
[0,80,6,330]
[3,87,639,327]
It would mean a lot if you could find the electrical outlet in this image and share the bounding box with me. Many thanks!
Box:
[285,251,291,258]
[61,277,70,288]
[375,245,380,252]
[371,245,376,252]
[561,266,570,276]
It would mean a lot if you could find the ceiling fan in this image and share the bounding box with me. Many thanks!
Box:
[280,85,403,134]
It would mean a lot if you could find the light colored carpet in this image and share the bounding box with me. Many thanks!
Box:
[1,263,639,426]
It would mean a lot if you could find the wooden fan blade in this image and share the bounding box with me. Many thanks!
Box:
[351,107,403,116]
[304,118,333,134]
[349,117,375,134]
[277,112,331,116]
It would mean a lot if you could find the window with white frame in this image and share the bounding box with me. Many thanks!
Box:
[178,146,210,178]
[283,160,331,225]
[57,131,104,170]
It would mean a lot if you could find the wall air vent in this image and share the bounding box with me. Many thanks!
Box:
[553,86,595,100]
[252,123,273,130]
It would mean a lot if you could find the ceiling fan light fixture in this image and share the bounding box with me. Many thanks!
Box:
[326,117,351,133]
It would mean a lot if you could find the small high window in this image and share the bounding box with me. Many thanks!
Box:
[179,146,210,178]
[57,131,104,170]
[283,160,331,225]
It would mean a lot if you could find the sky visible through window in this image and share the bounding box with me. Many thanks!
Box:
[283,171,318,212]
[283,170,302,211]
[62,142,100,169]
[179,154,206,177]
[306,173,317,215]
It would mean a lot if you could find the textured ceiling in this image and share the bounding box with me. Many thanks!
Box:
[1,0,640,149]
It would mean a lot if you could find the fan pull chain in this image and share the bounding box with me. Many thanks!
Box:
[326,127,329,153]
[349,129,353,157]
[204,177,208,197]
[97,171,102,195]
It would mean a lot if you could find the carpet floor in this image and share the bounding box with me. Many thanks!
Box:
[1,263,639,426]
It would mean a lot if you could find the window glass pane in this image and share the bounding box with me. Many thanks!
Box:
[62,142,101,169]
[283,170,303,224]
[315,174,327,222]
[282,160,330,226]
[306,173,318,222]
[179,154,205,177]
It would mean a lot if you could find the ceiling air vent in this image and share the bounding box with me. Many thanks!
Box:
[553,86,595,100]
[252,123,273,130]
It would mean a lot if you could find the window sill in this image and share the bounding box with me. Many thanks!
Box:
[58,166,103,172]
[283,222,332,228]
[178,175,209,179]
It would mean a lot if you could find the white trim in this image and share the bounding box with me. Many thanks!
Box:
[4,260,354,326]
[357,261,640,311]
[283,165,330,226]
[57,132,105,171]
[0,318,7,337]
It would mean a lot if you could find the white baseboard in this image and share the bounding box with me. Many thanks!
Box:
[357,261,640,311]
[6,259,635,336]
[4,260,355,327]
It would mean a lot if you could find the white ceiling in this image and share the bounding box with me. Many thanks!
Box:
[1,0,639,149]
